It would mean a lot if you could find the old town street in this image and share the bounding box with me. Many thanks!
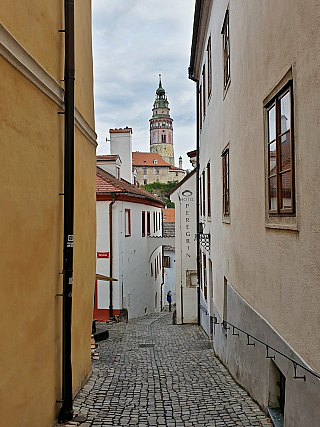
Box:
[65,313,272,427]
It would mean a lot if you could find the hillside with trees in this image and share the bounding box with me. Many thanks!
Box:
[141,181,178,208]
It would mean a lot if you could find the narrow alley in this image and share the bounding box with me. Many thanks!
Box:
[67,314,272,427]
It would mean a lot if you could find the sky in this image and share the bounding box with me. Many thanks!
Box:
[92,0,196,169]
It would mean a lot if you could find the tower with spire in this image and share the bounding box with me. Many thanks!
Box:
[149,74,174,166]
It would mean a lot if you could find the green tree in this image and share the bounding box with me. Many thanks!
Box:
[141,181,178,208]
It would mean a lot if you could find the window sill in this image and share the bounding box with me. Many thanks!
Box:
[266,223,298,232]
[265,215,298,232]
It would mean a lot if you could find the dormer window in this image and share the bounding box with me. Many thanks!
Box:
[153,159,158,165]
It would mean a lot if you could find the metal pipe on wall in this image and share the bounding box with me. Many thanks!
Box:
[59,0,75,422]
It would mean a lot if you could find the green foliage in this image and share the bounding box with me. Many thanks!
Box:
[166,201,175,208]
[141,181,178,208]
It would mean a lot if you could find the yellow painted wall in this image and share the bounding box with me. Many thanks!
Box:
[72,127,96,394]
[75,0,95,128]
[0,56,64,427]
[0,0,64,82]
[0,1,96,426]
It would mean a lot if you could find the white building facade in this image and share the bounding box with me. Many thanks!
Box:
[169,170,197,324]
[96,167,164,320]
[188,1,320,425]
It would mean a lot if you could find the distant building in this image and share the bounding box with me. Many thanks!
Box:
[150,75,174,166]
[133,152,184,185]
[131,76,185,186]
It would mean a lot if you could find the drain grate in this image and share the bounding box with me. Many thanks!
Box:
[139,343,155,348]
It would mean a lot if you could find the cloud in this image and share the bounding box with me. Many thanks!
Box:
[92,0,196,168]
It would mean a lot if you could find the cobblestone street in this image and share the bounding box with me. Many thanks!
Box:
[70,313,272,427]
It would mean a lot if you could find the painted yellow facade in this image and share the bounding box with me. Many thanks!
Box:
[0,2,96,427]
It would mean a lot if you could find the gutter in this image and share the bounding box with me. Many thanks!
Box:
[188,0,203,80]
[59,0,75,422]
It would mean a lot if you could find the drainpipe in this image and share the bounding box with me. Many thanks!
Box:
[59,0,75,422]
[109,193,116,319]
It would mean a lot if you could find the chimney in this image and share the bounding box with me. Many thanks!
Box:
[179,156,183,170]
[109,127,133,183]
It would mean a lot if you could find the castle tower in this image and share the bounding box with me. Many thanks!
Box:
[149,75,174,166]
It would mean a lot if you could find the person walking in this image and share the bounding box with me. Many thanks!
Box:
[167,290,172,312]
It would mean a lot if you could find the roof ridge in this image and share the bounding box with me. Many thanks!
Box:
[96,167,164,204]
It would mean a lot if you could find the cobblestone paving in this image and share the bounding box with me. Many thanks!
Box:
[72,313,272,427]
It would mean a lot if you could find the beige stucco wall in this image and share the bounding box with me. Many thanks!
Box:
[196,0,320,375]
[135,165,185,186]
[0,1,96,426]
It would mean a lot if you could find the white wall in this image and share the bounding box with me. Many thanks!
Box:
[110,131,132,183]
[118,200,162,318]
[97,159,121,179]
[96,198,163,319]
[170,172,197,324]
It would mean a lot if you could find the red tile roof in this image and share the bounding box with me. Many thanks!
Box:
[169,165,184,171]
[132,152,171,167]
[96,174,125,193]
[96,167,164,205]
[162,208,175,223]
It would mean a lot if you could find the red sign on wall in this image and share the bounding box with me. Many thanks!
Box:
[97,252,109,258]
